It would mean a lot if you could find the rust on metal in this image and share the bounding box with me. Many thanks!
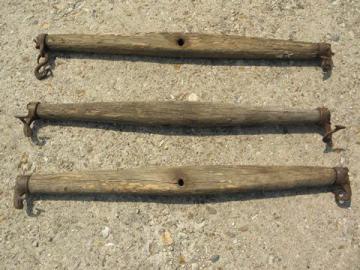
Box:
[317,107,345,147]
[15,102,39,137]
[13,175,30,209]
[323,125,346,145]
[333,167,351,203]
[34,34,50,80]
[318,43,334,72]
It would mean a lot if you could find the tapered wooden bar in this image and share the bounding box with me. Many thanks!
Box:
[46,33,331,61]
[34,33,334,79]
[16,101,342,146]
[14,166,351,209]
[37,102,321,126]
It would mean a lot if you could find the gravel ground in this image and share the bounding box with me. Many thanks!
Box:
[1,0,360,269]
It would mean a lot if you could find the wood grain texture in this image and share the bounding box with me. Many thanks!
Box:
[28,165,336,195]
[36,102,321,127]
[46,33,330,60]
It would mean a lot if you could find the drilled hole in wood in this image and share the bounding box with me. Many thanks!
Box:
[177,178,184,186]
[177,38,185,46]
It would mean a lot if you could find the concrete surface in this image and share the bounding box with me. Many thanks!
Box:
[0,0,359,269]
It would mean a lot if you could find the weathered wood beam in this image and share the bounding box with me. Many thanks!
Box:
[14,165,351,209]
[16,102,344,147]
[34,33,334,79]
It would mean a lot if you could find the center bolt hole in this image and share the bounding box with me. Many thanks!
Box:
[177,178,184,186]
[177,38,185,46]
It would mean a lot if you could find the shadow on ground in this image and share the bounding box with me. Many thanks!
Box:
[30,119,325,145]
[24,185,349,217]
[42,51,331,80]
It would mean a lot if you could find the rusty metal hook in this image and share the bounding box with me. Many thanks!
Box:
[34,34,51,80]
[319,43,334,72]
[15,102,39,137]
[13,175,30,209]
[334,167,351,204]
[317,107,345,148]
[323,125,346,145]
[320,56,334,73]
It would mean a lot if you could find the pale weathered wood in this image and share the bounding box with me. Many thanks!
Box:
[36,102,321,127]
[46,33,331,61]
[28,165,336,195]
[14,166,351,209]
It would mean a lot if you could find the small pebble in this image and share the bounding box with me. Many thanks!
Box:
[161,230,173,246]
[239,225,249,232]
[191,263,199,270]
[206,206,217,215]
[330,33,340,42]
[210,254,220,263]
[268,255,275,265]
[32,241,39,247]
[340,157,345,165]
[179,255,186,264]
[101,226,110,239]
[225,231,236,238]
[188,93,199,102]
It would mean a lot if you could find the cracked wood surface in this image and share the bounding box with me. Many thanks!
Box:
[28,165,336,194]
[46,33,329,60]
